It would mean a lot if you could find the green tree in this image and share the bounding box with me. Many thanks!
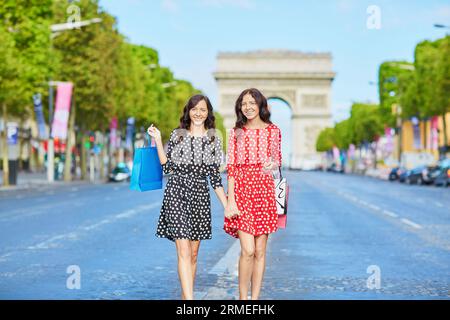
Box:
[348,103,384,147]
[0,0,53,186]
[415,36,450,147]
[316,127,335,152]
[52,0,123,132]
[0,26,24,186]
[378,61,414,128]
[334,119,351,151]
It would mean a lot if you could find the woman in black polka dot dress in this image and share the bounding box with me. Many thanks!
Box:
[147,94,229,300]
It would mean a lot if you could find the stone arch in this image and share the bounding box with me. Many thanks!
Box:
[214,50,335,169]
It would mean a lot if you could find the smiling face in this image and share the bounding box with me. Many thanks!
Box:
[241,93,260,121]
[189,99,208,127]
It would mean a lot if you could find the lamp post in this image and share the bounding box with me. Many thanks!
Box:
[46,18,102,182]
[433,24,450,30]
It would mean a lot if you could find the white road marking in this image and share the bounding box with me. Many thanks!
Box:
[368,204,381,211]
[209,239,240,277]
[400,218,423,229]
[358,200,369,206]
[0,202,160,258]
[204,240,241,299]
[0,210,47,222]
[0,253,12,262]
[382,210,399,218]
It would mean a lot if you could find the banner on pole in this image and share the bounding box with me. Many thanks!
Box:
[126,117,135,150]
[51,82,73,140]
[33,93,48,139]
[7,122,18,145]
[431,116,439,151]
[411,117,421,150]
[110,117,118,149]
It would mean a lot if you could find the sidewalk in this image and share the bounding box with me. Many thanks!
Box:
[0,171,94,192]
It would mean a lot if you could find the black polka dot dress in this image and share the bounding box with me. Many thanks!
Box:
[156,128,223,242]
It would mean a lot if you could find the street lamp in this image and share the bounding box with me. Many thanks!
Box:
[50,18,103,37]
[161,81,177,89]
[46,18,102,183]
[433,24,450,30]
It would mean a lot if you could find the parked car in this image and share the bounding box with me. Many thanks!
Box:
[109,163,131,182]
[398,167,410,183]
[403,165,439,185]
[326,163,344,173]
[389,167,407,181]
[434,158,450,187]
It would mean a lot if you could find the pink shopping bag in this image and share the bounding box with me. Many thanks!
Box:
[277,214,287,229]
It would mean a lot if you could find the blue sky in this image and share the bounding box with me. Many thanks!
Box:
[99,0,450,123]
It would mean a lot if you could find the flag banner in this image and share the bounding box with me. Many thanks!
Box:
[431,116,439,151]
[33,93,48,139]
[411,117,421,150]
[126,117,135,150]
[333,146,340,165]
[51,82,73,140]
[110,117,118,149]
[384,127,393,154]
[348,144,355,159]
[7,122,18,145]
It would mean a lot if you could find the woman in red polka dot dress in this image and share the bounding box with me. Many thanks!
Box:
[223,88,282,300]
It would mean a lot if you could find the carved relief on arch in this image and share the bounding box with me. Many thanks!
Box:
[301,94,327,108]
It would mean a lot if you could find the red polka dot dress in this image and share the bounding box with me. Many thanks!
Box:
[224,123,282,238]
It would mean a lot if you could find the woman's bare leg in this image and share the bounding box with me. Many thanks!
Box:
[237,230,256,300]
[175,239,194,300]
[190,240,201,291]
[251,234,268,300]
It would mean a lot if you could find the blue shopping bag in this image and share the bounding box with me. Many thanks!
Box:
[129,134,162,191]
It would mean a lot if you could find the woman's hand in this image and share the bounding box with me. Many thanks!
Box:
[225,197,241,219]
[147,124,162,143]
[262,160,277,172]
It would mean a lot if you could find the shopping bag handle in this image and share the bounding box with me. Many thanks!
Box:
[270,165,283,180]
[144,133,156,147]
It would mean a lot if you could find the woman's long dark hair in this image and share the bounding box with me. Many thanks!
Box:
[179,94,216,130]
[234,88,272,129]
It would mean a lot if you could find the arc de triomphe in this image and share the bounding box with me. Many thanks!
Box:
[214,50,335,169]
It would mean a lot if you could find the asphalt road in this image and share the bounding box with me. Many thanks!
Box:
[0,171,449,299]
